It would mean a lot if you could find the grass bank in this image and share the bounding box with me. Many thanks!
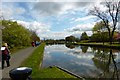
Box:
[75,42,120,49]
[20,43,78,79]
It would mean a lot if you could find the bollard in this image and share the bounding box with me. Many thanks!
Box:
[9,67,32,80]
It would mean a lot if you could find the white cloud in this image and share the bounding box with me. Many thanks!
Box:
[64,22,95,37]
[66,22,95,32]
[1,3,26,20]
[33,2,62,16]
[1,5,13,19]
[39,31,72,39]
[32,2,95,16]
[2,0,38,2]
[2,0,117,17]
[38,30,93,39]
[1,1,107,20]
[13,19,94,39]
[3,1,117,39]
[17,20,50,35]
[17,20,74,39]
[75,23,94,31]
[73,16,96,22]
[1,0,99,2]
[15,7,25,14]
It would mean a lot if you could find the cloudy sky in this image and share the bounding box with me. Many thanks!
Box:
[1,0,119,39]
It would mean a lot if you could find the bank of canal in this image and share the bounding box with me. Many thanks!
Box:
[74,42,120,49]
[20,43,79,79]
[42,44,120,79]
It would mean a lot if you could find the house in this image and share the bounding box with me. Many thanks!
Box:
[116,32,120,40]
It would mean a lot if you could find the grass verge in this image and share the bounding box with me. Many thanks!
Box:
[20,43,77,78]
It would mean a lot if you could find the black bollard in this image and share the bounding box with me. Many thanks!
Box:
[9,67,32,80]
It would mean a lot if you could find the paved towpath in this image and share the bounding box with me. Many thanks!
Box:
[2,47,36,79]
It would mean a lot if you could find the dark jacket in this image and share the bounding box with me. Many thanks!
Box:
[2,46,10,60]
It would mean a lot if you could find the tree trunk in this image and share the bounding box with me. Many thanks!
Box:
[108,29,112,45]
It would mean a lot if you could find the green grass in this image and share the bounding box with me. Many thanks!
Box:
[77,42,120,46]
[75,42,120,49]
[20,43,77,78]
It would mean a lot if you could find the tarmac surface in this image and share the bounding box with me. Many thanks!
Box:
[1,47,36,79]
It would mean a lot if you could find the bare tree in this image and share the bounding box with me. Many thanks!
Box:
[89,1,120,44]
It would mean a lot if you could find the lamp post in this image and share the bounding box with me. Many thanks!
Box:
[0,25,5,47]
[0,25,5,80]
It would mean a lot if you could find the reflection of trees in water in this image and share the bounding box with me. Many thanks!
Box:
[65,43,75,49]
[105,49,119,80]
[65,43,89,53]
[92,48,119,79]
[81,46,88,53]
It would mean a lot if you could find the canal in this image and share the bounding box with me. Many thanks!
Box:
[42,44,120,78]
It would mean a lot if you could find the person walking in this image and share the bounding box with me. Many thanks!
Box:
[2,43,10,69]
[31,41,35,47]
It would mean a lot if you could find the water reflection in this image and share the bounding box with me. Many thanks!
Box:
[92,48,120,79]
[65,43,75,49]
[42,44,120,79]
[81,46,88,53]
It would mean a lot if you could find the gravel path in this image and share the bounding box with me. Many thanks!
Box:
[2,47,36,79]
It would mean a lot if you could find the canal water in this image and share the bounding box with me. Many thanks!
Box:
[42,44,120,78]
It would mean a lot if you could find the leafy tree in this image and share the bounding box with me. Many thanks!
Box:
[31,31,40,41]
[92,21,107,33]
[92,21,109,44]
[90,31,119,43]
[80,32,89,40]
[1,20,40,48]
[75,38,80,42]
[65,36,76,42]
[90,32,109,42]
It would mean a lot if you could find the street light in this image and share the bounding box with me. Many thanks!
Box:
[0,24,5,48]
[0,25,5,30]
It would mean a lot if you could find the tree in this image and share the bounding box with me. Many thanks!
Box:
[90,32,109,42]
[31,31,40,41]
[92,21,109,44]
[1,20,35,48]
[89,1,120,44]
[92,21,107,33]
[80,32,89,40]
[75,38,80,42]
[65,36,76,42]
